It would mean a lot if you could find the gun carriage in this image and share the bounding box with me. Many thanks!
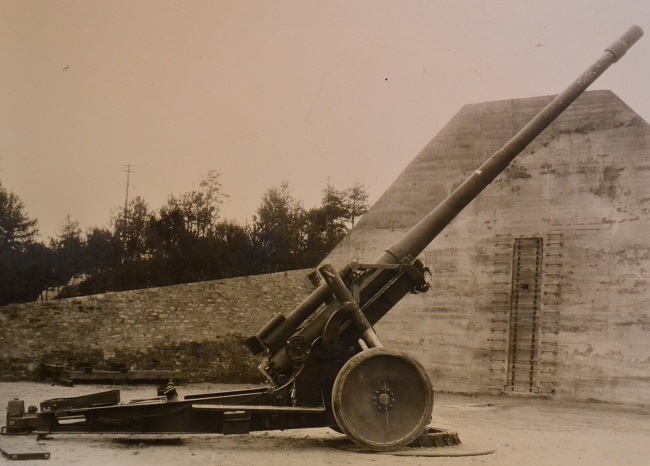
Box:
[3,25,644,452]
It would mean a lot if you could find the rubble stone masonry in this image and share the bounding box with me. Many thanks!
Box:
[0,271,312,383]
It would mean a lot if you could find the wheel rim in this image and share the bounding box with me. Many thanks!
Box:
[331,347,434,451]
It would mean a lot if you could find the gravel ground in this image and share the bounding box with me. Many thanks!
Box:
[1,382,649,466]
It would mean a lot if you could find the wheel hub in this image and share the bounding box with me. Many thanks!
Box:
[373,384,394,411]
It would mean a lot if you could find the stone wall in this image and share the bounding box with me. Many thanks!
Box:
[0,271,312,383]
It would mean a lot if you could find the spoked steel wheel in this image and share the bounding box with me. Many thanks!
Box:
[331,347,434,451]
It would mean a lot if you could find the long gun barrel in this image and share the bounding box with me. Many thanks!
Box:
[247,25,644,386]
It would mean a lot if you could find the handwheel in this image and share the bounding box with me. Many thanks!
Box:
[331,347,434,451]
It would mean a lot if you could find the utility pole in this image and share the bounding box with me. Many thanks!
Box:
[122,164,135,224]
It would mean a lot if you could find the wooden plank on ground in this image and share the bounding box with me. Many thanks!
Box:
[0,436,51,460]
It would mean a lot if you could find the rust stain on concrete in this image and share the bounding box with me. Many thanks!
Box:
[592,164,625,200]
[504,160,532,180]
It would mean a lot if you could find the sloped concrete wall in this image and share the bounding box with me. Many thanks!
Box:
[328,90,650,405]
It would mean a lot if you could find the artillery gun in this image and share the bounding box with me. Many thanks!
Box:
[3,26,643,452]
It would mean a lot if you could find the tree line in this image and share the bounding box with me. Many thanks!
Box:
[0,172,369,306]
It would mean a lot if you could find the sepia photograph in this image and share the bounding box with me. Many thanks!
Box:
[1,1,649,464]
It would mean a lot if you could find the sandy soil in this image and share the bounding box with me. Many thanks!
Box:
[1,382,649,466]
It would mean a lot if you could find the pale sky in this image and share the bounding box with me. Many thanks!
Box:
[1,0,648,240]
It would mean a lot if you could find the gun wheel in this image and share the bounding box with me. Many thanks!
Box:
[331,347,434,451]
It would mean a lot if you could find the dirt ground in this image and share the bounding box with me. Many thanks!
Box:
[1,382,649,466]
